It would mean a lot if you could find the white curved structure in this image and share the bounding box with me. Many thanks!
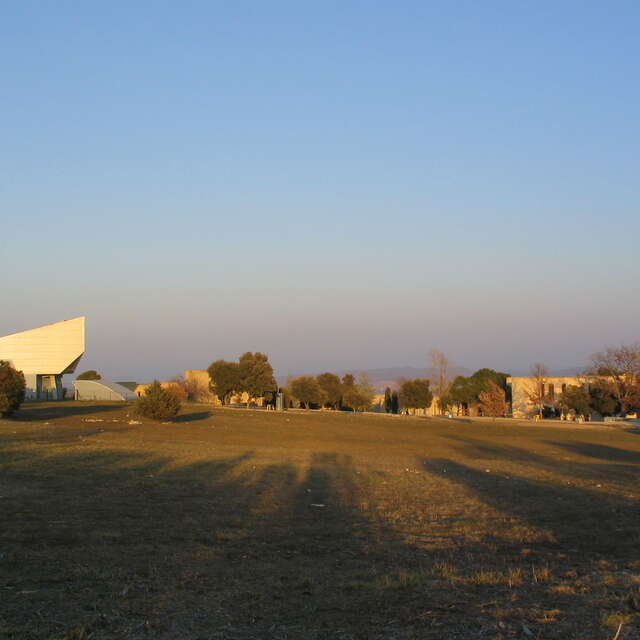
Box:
[0,317,85,400]
[74,380,137,401]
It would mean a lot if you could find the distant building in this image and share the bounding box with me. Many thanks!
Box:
[0,317,85,400]
[134,381,182,398]
[115,381,138,392]
[74,380,137,401]
[507,375,582,418]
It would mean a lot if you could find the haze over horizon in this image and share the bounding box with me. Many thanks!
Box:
[2,2,638,383]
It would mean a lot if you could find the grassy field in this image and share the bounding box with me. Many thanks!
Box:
[1,403,639,639]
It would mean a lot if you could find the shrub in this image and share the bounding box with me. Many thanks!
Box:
[134,380,181,421]
[0,360,26,417]
[76,370,101,380]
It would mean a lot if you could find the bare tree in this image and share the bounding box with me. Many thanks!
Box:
[526,363,549,417]
[429,349,451,414]
[478,381,507,417]
[588,343,640,415]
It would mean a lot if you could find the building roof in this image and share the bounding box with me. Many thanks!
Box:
[0,317,85,375]
[115,381,138,391]
[74,380,137,401]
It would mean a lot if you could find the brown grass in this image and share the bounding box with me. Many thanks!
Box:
[1,402,639,639]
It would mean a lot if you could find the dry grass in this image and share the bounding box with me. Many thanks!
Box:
[1,402,639,639]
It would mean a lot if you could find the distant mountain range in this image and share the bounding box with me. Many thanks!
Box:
[277,365,586,392]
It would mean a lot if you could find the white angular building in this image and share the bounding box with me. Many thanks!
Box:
[0,317,85,400]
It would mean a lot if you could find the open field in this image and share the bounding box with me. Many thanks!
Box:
[1,403,639,639]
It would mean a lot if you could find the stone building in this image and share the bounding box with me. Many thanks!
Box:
[507,375,582,418]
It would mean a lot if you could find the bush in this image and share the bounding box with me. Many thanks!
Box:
[0,360,26,417]
[76,370,101,380]
[134,381,181,421]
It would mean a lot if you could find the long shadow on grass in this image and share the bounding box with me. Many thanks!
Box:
[174,410,213,423]
[421,458,639,556]
[2,442,637,638]
[442,434,640,488]
[0,445,503,638]
[0,421,134,446]
[10,402,129,421]
[545,441,640,464]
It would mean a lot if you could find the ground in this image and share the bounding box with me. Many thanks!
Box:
[1,403,639,640]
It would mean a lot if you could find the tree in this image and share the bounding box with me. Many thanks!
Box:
[588,384,618,417]
[478,381,507,417]
[289,376,325,409]
[447,369,509,416]
[135,380,181,421]
[77,370,101,381]
[390,390,399,414]
[0,361,26,417]
[238,352,277,405]
[340,373,356,409]
[383,387,392,413]
[429,349,451,413]
[526,363,550,417]
[399,379,433,413]
[167,377,189,401]
[558,385,591,419]
[448,375,476,411]
[207,360,240,405]
[356,373,376,411]
[342,374,375,412]
[316,372,342,409]
[588,344,640,415]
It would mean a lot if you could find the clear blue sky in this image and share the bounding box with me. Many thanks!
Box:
[2,1,638,381]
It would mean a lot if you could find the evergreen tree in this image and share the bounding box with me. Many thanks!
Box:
[390,390,399,414]
[207,360,240,405]
[383,387,392,413]
[399,379,433,413]
[0,361,26,417]
[238,352,277,406]
[76,370,101,380]
[289,376,325,409]
[316,372,342,409]
[135,380,181,421]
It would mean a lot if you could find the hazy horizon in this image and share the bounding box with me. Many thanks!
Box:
[2,2,638,382]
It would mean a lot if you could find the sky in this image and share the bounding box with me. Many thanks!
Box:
[2,1,639,382]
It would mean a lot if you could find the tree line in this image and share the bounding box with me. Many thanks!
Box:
[285,373,375,411]
[2,342,639,421]
[207,352,277,406]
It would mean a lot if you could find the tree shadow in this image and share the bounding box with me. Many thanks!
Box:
[547,441,640,464]
[0,422,134,447]
[10,402,128,422]
[441,433,640,487]
[421,457,639,555]
[174,411,213,423]
[1,435,638,638]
